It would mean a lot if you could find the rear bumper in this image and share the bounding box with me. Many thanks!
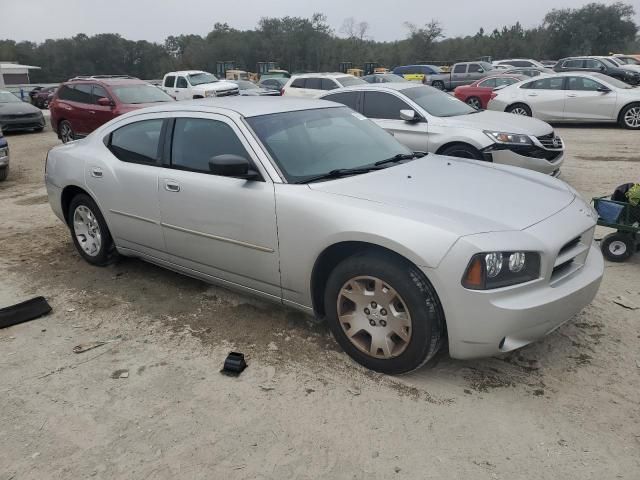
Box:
[0,117,45,132]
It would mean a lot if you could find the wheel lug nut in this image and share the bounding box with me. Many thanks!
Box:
[364,308,370,315]
[369,320,376,326]
[380,308,387,316]
[380,320,387,327]
[371,302,377,308]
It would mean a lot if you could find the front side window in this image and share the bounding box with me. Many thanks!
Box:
[403,86,476,117]
[164,76,176,88]
[563,59,584,69]
[171,118,250,174]
[453,64,467,74]
[176,77,188,88]
[323,91,359,111]
[109,119,163,164]
[92,85,110,104]
[566,77,604,91]
[362,92,411,120]
[111,84,173,104]
[72,84,93,103]
[478,78,497,88]
[584,59,603,70]
[246,107,410,183]
[468,64,484,73]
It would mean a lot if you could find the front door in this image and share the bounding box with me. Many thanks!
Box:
[158,114,281,298]
[174,76,190,100]
[563,76,618,121]
[451,64,468,88]
[520,76,567,121]
[86,84,114,133]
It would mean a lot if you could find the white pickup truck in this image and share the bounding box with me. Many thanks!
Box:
[161,71,239,100]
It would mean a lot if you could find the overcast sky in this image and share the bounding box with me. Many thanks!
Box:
[3,0,639,43]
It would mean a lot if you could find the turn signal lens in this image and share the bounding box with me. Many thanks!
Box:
[463,257,484,289]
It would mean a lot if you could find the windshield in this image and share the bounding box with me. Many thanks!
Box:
[403,86,476,117]
[246,107,411,183]
[617,56,640,65]
[0,91,22,103]
[111,84,174,104]
[337,76,367,87]
[592,73,635,89]
[187,72,218,85]
[235,80,259,90]
[599,58,618,68]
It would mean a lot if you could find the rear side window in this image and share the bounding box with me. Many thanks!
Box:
[321,78,338,90]
[584,59,603,69]
[305,78,322,90]
[323,91,359,111]
[522,77,565,90]
[563,59,583,68]
[291,78,306,88]
[109,119,163,164]
[171,118,250,175]
[176,77,188,88]
[68,84,93,103]
[164,76,176,88]
[57,85,74,101]
[362,91,411,120]
[453,64,467,73]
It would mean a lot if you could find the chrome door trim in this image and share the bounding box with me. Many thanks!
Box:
[160,222,275,253]
[110,209,159,225]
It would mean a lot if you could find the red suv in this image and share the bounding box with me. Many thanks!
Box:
[50,76,174,143]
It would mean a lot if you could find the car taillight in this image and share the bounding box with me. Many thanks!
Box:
[280,88,285,96]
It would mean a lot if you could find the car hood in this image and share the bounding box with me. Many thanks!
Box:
[439,110,553,136]
[196,81,238,91]
[0,102,41,116]
[308,155,575,235]
[240,88,280,96]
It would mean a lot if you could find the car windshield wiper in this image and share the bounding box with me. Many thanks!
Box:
[297,166,383,184]
[374,152,424,167]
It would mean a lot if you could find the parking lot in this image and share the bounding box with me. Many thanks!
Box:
[1,123,639,479]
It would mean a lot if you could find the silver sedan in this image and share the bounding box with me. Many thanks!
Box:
[45,98,603,374]
[488,72,640,129]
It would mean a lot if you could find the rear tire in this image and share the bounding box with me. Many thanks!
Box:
[439,143,483,160]
[506,103,532,116]
[324,250,445,374]
[0,167,8,182]
[618,103,640,130]
[601,232,633,262]
[432,81,445,90]
[59,120,74,143]
[466,96,482,110]
[67,194,118,266]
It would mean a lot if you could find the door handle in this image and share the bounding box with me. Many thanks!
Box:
[567,94,578,97]
[88,111,95,115]
[527,93,538,97]
[164,181,180,192]
[90,168,103,178]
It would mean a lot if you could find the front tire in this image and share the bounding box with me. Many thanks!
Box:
[324,251,445,374]
[466,96,482,110]
[601,232,634,262]
[59,120,75,143]
[506,103,532,116]
[619,103,640,130]
[68,194,118,266]
[432,81,445,90]
[439,143,483,160]
[0,167,8,182]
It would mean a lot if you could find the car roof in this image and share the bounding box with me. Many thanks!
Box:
[322,82,419,93]
[291,72,354,78]
[63,78,150,87]
[132,97,342,118]
[165,70,208,76]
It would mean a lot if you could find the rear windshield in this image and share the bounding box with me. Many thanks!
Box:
[337,76,367,87]
[111,84,174,104]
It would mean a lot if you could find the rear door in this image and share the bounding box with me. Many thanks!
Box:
[361,91,429,151]
[157,113,281,297]
[563,76,617,121]
[466,63,487,84]
[520,77,567,120]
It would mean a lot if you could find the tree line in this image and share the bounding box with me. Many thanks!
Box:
[0,2,638,83]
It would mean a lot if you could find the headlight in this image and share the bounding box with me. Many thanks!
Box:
[462,251,541,290]
[484,130,533,146]
[0,147,8,158]
[205,90,216,97]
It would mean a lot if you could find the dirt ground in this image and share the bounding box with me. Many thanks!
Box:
[1,121,639,480]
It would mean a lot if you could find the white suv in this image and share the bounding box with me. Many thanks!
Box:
[161,71,239,100]
[282,73,366,98]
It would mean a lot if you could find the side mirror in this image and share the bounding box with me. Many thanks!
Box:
[97,97,113,107]
[400,109,420,122]
[478,68,484,73]
[597,86,611,93]
[209,154,259,180]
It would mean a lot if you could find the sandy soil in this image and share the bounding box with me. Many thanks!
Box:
[1,122,639,480]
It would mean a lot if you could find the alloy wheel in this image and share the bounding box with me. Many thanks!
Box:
[73,205,102,256]
[336,276,412,359]
[510,107,530,116]
[623,107,640,128]
[467,97,481,109]
[60,123,73,143]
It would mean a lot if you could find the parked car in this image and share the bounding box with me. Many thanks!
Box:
[500,67,554,77]
[612,55,640,68]
[161,71,239,100]
[49,78,174,143]
[553,57,640,85]
[605,56,640,74]
[258,77,287,93]
[363,73,407,84]
[540,60,558,68]
[230,80,280,96]
[487,72,640,129]
[32,85,58,108]
[420,62,495,90]
[453,75,528,109]
[0,90,46,133]
[391,65,443,82]
[28,86,44,103]
[493,59,547,69]
[0,131,8,181]
[321,83,564,176]
[260,70,291,80]
[44,97,603,373]
[282,73,366,97]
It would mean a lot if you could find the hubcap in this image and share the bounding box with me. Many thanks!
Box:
[337,276,412,359]
[609,240,627,256]
[467,98,481,109]
[61,124,73,143]
[73,205,102,256]
[511,107,529,116]
[624,107,640,128]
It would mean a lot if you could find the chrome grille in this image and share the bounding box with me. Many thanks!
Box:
[217,88,239,97]
[537,133,563,150]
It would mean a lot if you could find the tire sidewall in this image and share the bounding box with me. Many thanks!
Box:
[508,103,531,116]
[440,144,482,160]
[620,104,640,130]
[60,121,74,143]
[324,251,443,374]
[68,194,115,266]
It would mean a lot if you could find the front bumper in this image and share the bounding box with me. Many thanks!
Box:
[483,139,564,176]
[0,116,45,132]
[427,197,603,359]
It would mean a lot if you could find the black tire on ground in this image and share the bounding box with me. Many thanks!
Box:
[466,96,482,109]
[506,103,532,116]
[618,103,640,130]
[324,250,445,374]
[193,95,204,99]
[600,232,634,262]
[432,81,445,90]
[0,167,7,182]
[67,193,118,266]
[59,120,75,143]
[439,143,483,160]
